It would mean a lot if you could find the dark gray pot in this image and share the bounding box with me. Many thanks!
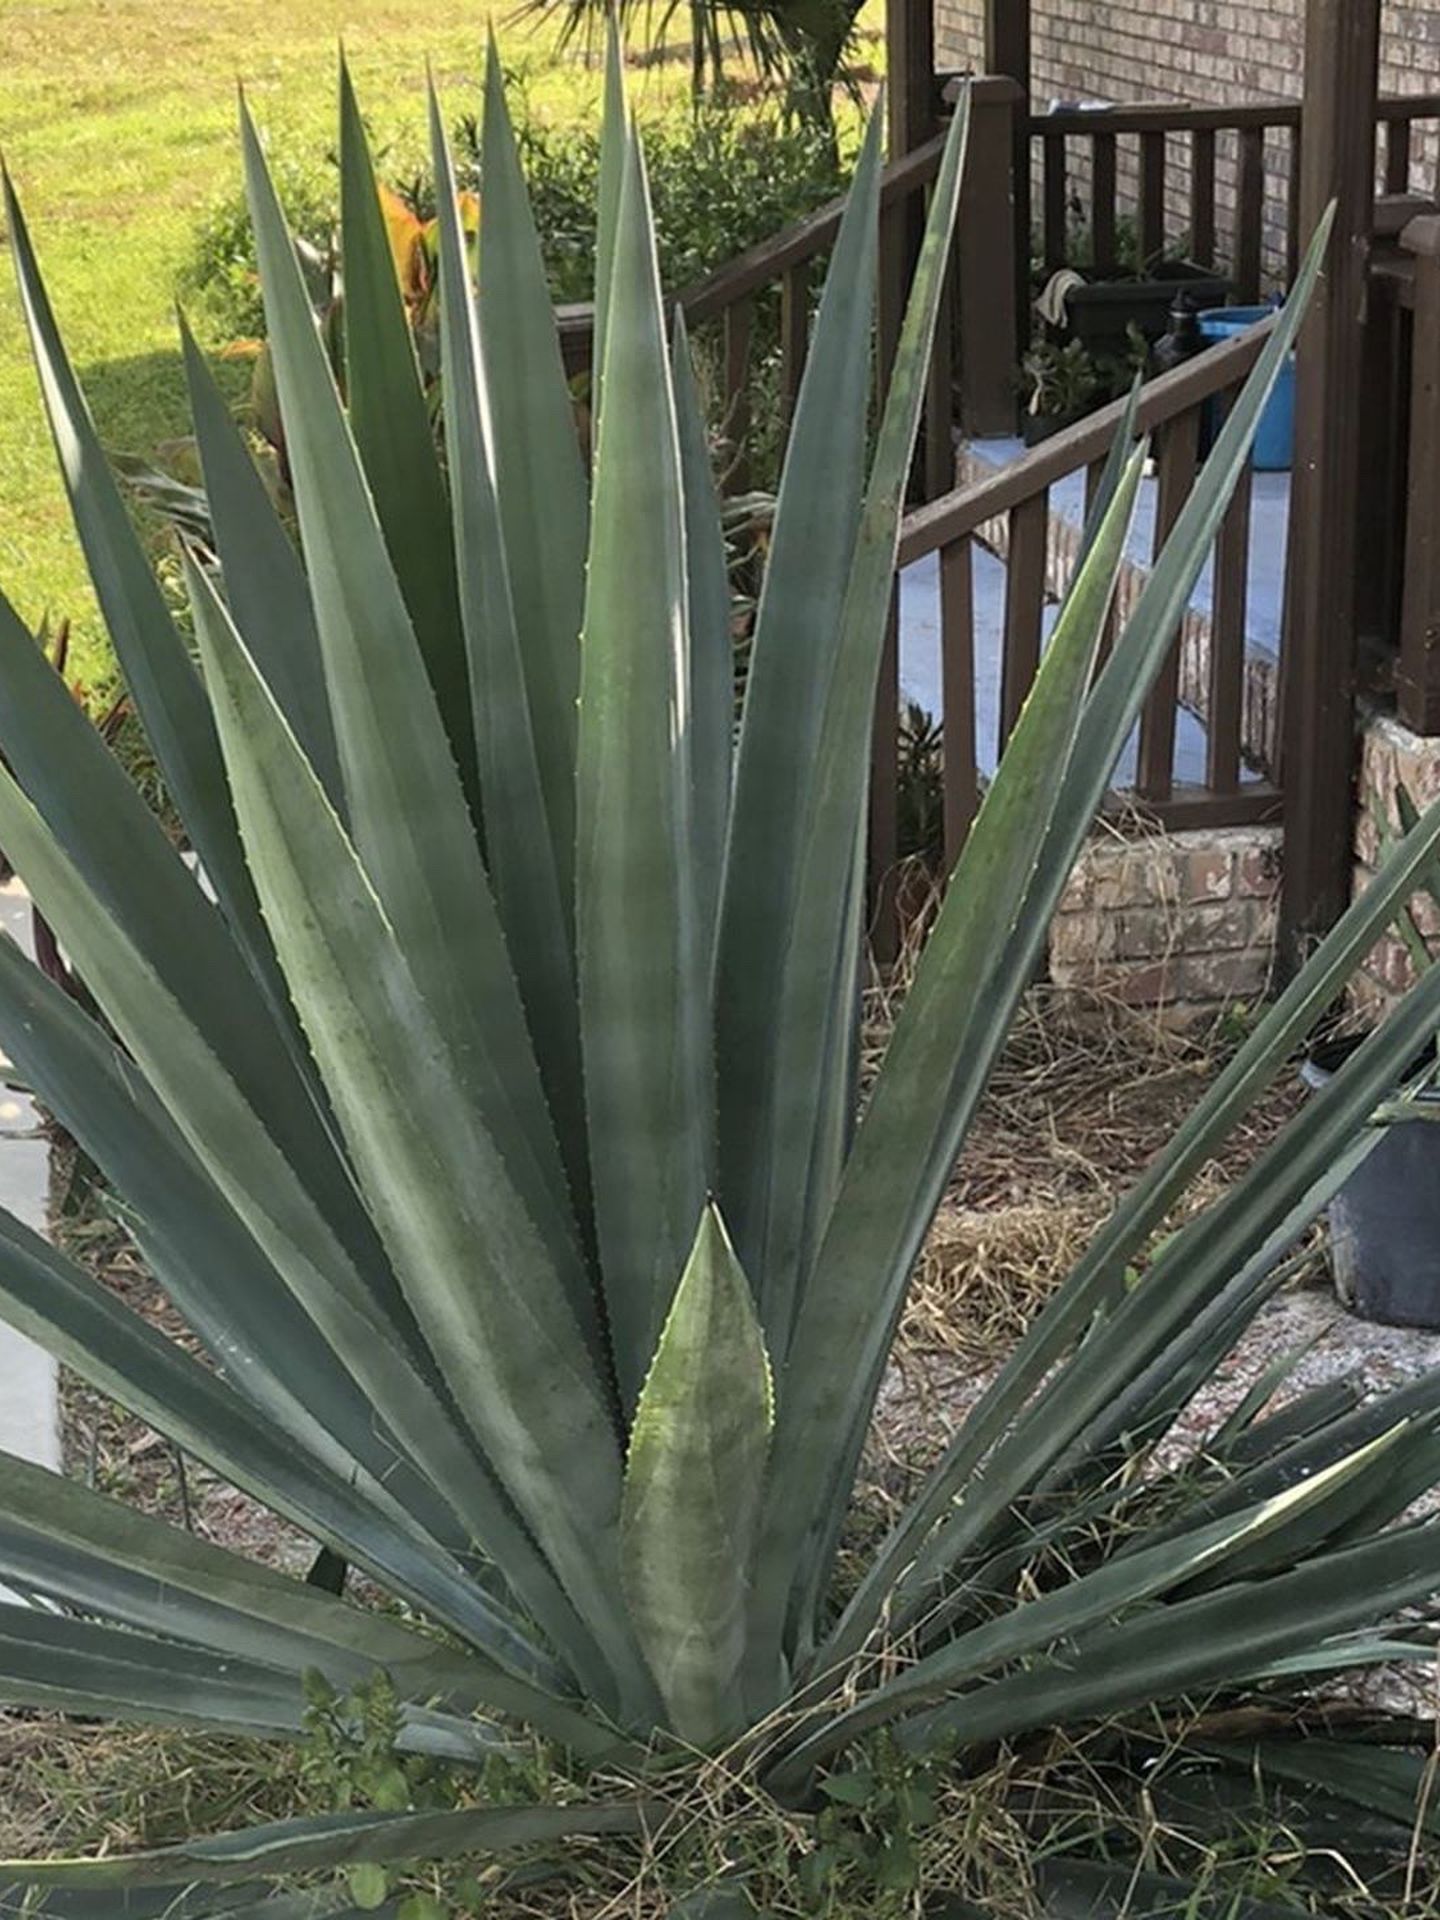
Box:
[1301,1038,1440,1328]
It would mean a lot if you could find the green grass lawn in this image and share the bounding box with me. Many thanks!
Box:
[0,0,701,695]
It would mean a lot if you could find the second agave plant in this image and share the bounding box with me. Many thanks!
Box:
[4,31,1440,1916]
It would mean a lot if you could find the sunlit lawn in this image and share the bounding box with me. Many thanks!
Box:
[0,0,719,690]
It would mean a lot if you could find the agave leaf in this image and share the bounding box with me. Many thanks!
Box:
[478,30,588,915]
[428,86,592,1256]
[1173,1421,1440,1594]
[0,1450,512,1713]
[1163,1365,1440,1572]
[0,586,403,1334]
[576,126,712,1407]
[337,59,474,807]
[242,98,582,1280]
[666,1887,758,1919]
[738,97,970,1392]
[713,105,883,1347]
[188,562,655,1712]
[1226,1377,1365,1462]
[896,1519,1440,1759]
[592,17,629,425]
[0,929,466,1547]
[1072,376,1142,578]
[622,1207,773,1746]
[890,773,1440,1568]
[769,1431,1407,1784]
[0,1205,573,1696]
[3,1803,655,1889]
[843,216,1357,1615]
[1205,1739,1440,1835]
[1,171,288,1016]
[886,971,1440,1627]
[1034,1857,1300,1920]
[0,743,596,1686]
[757,430,1143,1667]
[0,1883,307,1920]
[1248,1637,1440,1680]
[671,307,733,974]
[179,316,342,811]
[0,1608,310,1739]
[1211,1332,1338,1458]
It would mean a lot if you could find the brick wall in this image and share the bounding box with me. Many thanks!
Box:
[1350,712,1440,1020]
[935,3,1440,286]
[935,3,1440,114]
[1048,823,1282,1012]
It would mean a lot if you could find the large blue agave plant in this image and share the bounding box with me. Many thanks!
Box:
[0,31,1438,1916]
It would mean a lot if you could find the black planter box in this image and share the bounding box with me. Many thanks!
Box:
[1063,264,1233,356]
[1022,403,1092,447]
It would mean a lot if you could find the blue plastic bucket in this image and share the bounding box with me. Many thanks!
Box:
[1197,306,1294,471]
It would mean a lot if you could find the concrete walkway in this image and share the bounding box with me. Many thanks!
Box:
[0,877,59,1476]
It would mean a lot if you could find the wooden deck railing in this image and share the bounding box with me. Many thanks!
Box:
[876,318,1282,926]
[1031,92,1440,296]
[556,130,952,498]
[555,78,1027,502]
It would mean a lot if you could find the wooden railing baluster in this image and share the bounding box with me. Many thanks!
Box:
[1136,408,1202,801]
[1208,398,1252,795]
[1000,493,1048,751]
[1139,130,1166,264]
[780,260,811,430]
[1236,126,1265,302]
[877,191,907,412]
[940,538,978,870]
[1386,115,1412,196]
[1083,457,1120,665]
[723,295,753,494]
[924,243,957,502]
[1092,132,1118,273]
[893,322,1284,850]
[1043,131,1068,272]
[1191,128,1217,268]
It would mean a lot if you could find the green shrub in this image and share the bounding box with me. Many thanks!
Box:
[181,152,338,343]
[181,94,847,344]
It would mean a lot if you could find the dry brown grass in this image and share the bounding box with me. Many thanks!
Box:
[882,972,1306,1377]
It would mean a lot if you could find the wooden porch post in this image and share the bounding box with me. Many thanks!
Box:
[1278,0,1380,970]
[879,0,936,410]
[1396,216,1440,736]
[887,0,935,161]
[985,0,1031,358]
[956,77,1023,436]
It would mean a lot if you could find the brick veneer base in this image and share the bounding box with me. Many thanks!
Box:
[1049,820,1282,1012]
[1350,709,1440,1021]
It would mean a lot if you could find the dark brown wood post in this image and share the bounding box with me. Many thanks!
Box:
[888,0,936,163]
[985,0,1031,356]
[875,0,937,960]
[1397,214,1440,737]
[1278,0,1380,972]
[879,0,935,464]
[956,76,1024,437]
